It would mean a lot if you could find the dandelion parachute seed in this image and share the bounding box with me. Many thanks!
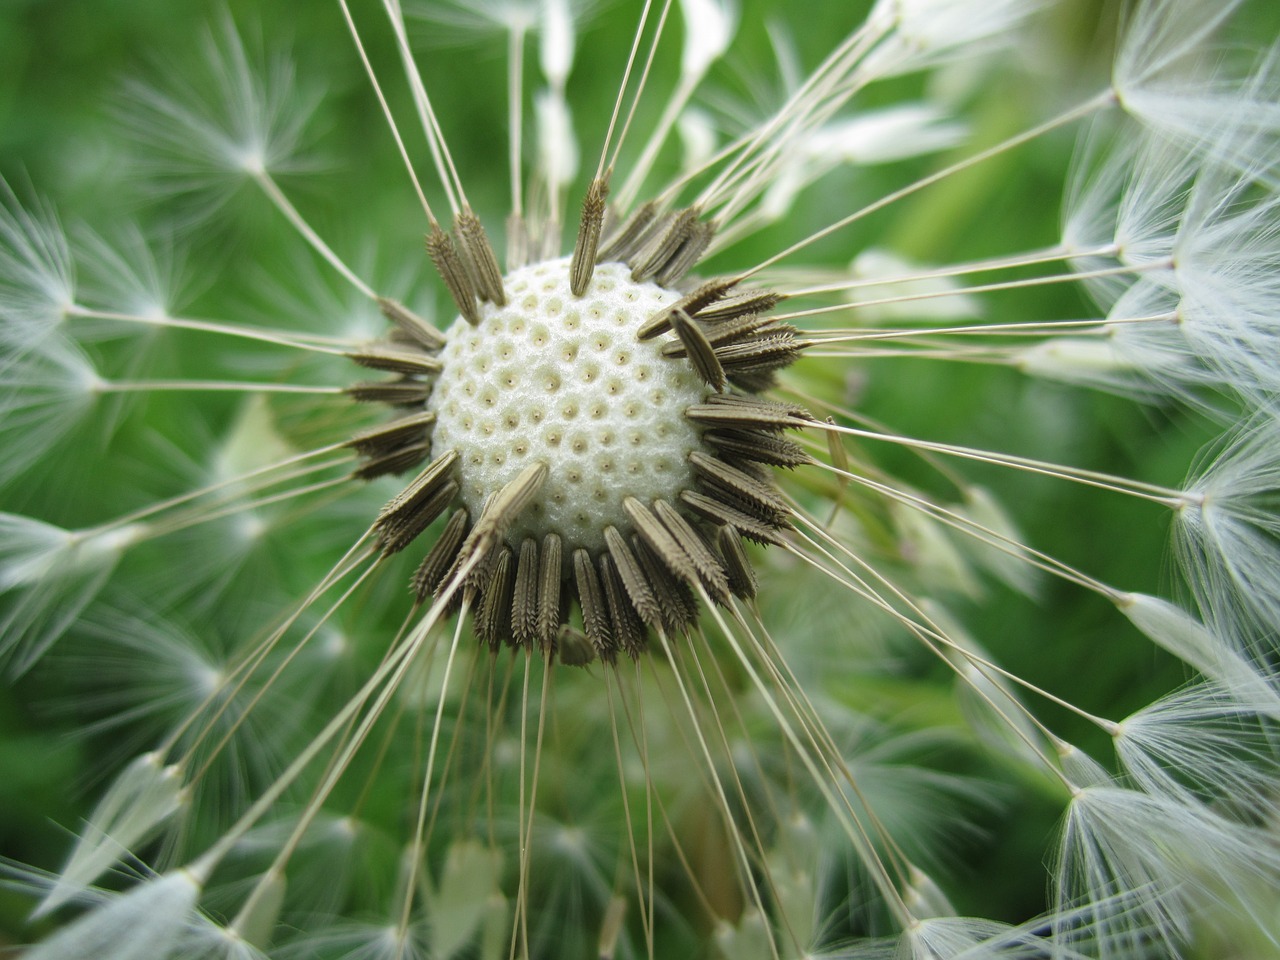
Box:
[2,0,1280,958]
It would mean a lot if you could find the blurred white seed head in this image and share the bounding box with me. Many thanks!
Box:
[117,15,321,213]
[0,513,145,676]
[23,869,202,960]
[678,0,737,81]
[35,752,187,918]
[538,0,575,88]
[758,106,965,223]
[0,183,76,344]
[535,88,578,189]
[74,225,185,335]
[866,0,1052,75]
[1113,682,1280,812]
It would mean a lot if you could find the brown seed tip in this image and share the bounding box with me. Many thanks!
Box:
[378,297,446,350]
[570,175,610,297]
[637,277,740,341]
[456,209,506,307]
[670,309,726,392]
[426,223,481,326]
[630,206,700,283]
[466,460,550,559]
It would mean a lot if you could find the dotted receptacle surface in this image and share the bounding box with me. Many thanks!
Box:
[428,258,708,552]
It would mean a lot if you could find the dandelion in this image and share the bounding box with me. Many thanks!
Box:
[2,1,1279,958]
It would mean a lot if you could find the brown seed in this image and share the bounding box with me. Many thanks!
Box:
[623,497,698,588]
[703,429,812,469]
[714,331,805,373]
[378,479,458,555]
[376,450,458,523]
[688,450,790,524]
[655,218,715,287]
[652,499,730,603]
[599,554,646,658]
[377,296,446,350]
[345,410,437,457]
[512,538,540,647]
[604,526,662,628]
[710,393,811,418]
[476,545,515,650]
[598,201,657,263]
[670,309,726,392]
[636,277,740,340]
[426,223,481,326]
[716,525,758,601]
[463,460,550,561]
[413,508,469,601]
[557,629,597,667]
[574,548,615,661]
[684,396,806,431]
[537,533,564,651]
[456,209,507,306]
[692,289,784,323]
[345,378,433,406]
[346,346,443,377]
[631,534,697,635]
[630,207,700,283]
[661,313,779,357]
[351,440,431,481]
[374,451,460,554]
[570,175,609,297]
[679,490,788,546]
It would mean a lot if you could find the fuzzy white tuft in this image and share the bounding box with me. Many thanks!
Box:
[758,106,965,223]
[0,337,100,483]
[1064,119,1280,402]
[72,226,186,339]
[1115,0,1280,179]
[0,183,75,345]
[36,753,187,917]
[117,16,320,216]
[23,869,201,960]
[538,0,575,88]
[1114,683,1280,814]
[534,88,578,190]
[866,0,1051,75]
[0,514,143,675]
[1056,785,1280,957]
[1176,415,1280,657]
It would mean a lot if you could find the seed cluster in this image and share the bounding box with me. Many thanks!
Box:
[344,200,808,662]
[428,259,706,553]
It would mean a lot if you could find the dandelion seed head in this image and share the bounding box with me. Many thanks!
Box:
[428,258,705,552]
[193,662,227,698]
